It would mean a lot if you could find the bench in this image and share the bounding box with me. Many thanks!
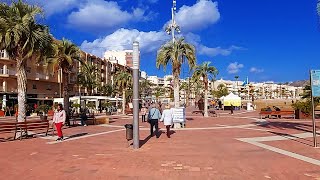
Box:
[19,120,50,138]
[69,114,96,126]
[0,120,49,140]
[0,121,20,140]
[259,111,295,119]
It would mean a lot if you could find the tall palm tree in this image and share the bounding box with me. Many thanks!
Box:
[47,39,80,118]
[77,64,99,95]
[0,1,52,122]
[114,71,132,114]
[156,38,196,108]
[193,62,218,117]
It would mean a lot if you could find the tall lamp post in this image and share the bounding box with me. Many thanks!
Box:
[132,41,140,149]
[165,0,180,43]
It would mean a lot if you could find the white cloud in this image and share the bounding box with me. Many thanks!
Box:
[227,62,244,74]
[67,0,152,32]
[28,0,80,16]
[165,0,220,32]
[250,67,264,73]
[80,28,169,57]
[198,45,243,56]
[184,33,243,57]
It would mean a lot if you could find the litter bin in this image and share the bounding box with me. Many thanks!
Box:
[124,124,133,140]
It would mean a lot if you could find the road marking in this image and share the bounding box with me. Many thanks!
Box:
[47,129,125,144]
[237,132,320,166]
[238,138,320,166]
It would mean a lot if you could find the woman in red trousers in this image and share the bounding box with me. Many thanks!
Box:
[53,104,66,141]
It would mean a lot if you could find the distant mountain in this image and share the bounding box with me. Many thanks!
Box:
[289,80,309,87]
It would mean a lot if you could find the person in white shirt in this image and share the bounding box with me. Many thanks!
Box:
[160,104,173,138]
[53,104,66,141]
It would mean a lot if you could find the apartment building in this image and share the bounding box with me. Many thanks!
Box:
[104,50,133,68]
[0,49,61,109]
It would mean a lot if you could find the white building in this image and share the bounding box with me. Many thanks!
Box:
[104,50,133,67]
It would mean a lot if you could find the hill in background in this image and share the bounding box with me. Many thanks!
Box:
[289,80,309,87]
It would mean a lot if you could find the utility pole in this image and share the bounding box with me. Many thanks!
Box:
[132,41,140,149]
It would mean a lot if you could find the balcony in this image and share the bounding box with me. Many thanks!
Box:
[35,73,49,80]
[0,50,9,60]
[0,69,9,77]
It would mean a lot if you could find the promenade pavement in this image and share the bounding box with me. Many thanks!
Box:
[0,107,320,179]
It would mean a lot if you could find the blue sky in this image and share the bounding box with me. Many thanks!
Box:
[18,0,320,82]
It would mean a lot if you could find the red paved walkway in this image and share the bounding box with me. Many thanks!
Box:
[1,108,320,179]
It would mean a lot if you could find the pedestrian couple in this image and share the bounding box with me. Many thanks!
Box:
[148,104,173,138]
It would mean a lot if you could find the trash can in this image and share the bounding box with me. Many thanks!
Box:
[124,124,133,140]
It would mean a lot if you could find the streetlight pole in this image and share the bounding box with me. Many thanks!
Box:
[166,0,180,43]
[132,41,140,149]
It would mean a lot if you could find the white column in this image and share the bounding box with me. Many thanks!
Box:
[2,80,7,92]
[3,65,7,74]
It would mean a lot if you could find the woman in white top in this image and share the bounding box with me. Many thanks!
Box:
[53,104,66,141]
[160,104,173,138]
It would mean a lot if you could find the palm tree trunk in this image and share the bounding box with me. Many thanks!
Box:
[122,90,126,114]
[17,60,27,122]
[173,73,180,108]
[116,93,119,115]
[63,72,70,125]
[204,88,209,117]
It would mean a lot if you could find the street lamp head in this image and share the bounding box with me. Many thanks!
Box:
[165,26,172,34]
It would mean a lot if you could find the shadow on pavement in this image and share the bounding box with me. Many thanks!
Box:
[269,131,314,147]
[65,133,88,140]
[139,135,152,148]
[255,121,320,134]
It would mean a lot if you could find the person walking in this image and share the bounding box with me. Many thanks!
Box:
[53,104,66,141]
[230,104,234,115]
[148,104,161,138]
[160,104,173,138]
[141,106,147,122]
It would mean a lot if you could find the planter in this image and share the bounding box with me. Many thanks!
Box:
[295,109,311,119]
[40,115,48,121]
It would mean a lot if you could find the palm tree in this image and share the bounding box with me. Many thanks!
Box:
[77,64,99,95]
[212,84,229,98]
[114,71,132,114]
[153,86,165,102]
[193,62,218,117]
[156,38,196,108]
[140,79,153,100]
[0,1,52,122]
[180,81,188,105]
[99,83,113,96]
[47,39,80,118]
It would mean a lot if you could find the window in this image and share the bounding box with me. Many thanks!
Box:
[32,84,37,89]
[46,85,52,90]
[26,67,31,73]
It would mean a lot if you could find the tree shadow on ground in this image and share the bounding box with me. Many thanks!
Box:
[269,131,314,147]
[254,121,319,134]
[186,118,194,121]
